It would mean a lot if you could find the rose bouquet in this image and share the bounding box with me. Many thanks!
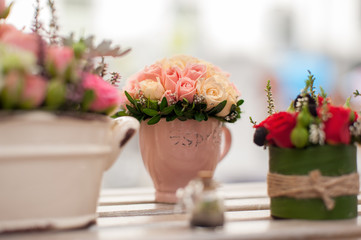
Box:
[252,71,360,220]
[116,55,243,125]
[0,0,129,115]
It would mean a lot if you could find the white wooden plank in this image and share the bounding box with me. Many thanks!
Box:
[97,198,270,217]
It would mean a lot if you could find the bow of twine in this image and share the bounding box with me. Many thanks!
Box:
[267,170,359,210]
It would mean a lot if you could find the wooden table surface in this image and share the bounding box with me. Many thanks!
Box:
[2,182,361,240]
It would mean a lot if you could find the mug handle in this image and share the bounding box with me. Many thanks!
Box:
[219,125,232,161]
[104,116,139,171]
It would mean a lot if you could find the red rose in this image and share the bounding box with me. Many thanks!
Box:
[321,106,351,144]
[255,112,297,148]
[353,111,358,122]
[317,96,331,106]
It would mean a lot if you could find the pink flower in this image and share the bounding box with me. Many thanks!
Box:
[0,24,16,38]
[175,77,197,103]
[120,73,141,108]
[46,46,74,73]
[163,66,181,93]
[213,65,230,78]
[137,63,163,83]
[161,90,176,104]
[21,75,47,108]
[182,63,206,81]
[1,29,40,56]
[0,0,5,14]
[123,75,140,98]
[83,74,121,114]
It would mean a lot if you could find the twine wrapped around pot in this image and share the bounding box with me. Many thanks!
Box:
[267,170,359,210]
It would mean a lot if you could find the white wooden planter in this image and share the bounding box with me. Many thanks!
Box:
[0,112,139,232]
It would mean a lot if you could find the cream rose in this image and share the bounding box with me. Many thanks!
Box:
[197,74,238,117]
[158,55,199,70]
[213,73,238,101]
[139,79,165,100]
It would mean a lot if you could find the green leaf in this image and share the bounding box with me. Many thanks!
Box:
[207,100,227,115]
[161,105,174,115]
[147,114,161,125]
[135,115,144,122]
[174,102,183,116]
[143,108,159,117]
[124,91,136,106]
[237,99,244,106]
[126,104,141,115]
[190,102,195,110]
[166,114,177,122]
[160,97,168,111]
[197,103,207,111]
[204,113,209,121]
[195,112,205,122]
[182,98,189,105]
[149,100,159,110]
[112,111,128,118]
[183,111,193,119]
[344,97,351,108]
[177,116,187,121]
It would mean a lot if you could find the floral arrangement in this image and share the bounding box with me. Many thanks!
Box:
[252,71,361,148]
[116,55,243,125]
[0,0,129,116]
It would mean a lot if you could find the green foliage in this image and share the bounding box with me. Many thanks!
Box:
[319,87,327,98]
[305,70,316,99]
[249,116,257,125]
[116,91,244,125]
[265,80,275,116]
[354,90,361,98]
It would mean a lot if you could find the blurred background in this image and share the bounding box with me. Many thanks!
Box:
[7,0,361,187]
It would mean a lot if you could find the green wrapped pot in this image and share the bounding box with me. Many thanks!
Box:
[268,144,358,220]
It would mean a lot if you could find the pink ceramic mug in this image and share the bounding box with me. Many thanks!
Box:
[139,118,232,203]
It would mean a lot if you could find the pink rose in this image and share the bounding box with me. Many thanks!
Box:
[0,24,16,38]
[213,65,230,78]
[161,90,176,104]
[46,46,74,73]
[21,75,47,108]
[0,0,5,14]
[137,63,163,83]
[1,29,40,56]
[182,63,206,81]
[123,75,140,98]
[175,77,196,103]
[83,74,121,114]
[163,66,181,93]
[120,74,141,108]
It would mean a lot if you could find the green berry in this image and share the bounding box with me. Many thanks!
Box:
[45,80,66,110]
[72,41,87,59]
[297,107,312,127]
[291,126,309,148]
